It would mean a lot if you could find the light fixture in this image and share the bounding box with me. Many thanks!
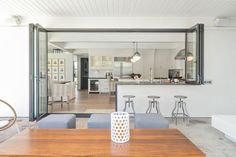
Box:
[5,15,22,26]
[175,49,194,61]
[187,53,194,61]
[130,57,136,63]
[130,42,141,62]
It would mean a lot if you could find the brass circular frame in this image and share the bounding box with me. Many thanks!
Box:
[0,99,17,131]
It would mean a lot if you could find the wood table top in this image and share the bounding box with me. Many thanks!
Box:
[0,129,205,157]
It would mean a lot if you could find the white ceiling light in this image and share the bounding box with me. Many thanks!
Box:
[130,57,136,63]
[5,15,22,26]
[214,17,230,27]
[130,42,141,63]
[133,52,141,61]
[187,53,194,61]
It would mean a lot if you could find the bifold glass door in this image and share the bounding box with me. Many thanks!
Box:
[29,24,48,121]
[185,24,204,84]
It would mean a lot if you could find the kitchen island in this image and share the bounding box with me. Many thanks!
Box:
[116,80,210,117]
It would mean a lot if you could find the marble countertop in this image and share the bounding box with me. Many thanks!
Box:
[89,77,107,79]
[116,81,193,85]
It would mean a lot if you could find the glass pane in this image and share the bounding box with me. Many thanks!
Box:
[38,30,48,116]
[186,31,197,82]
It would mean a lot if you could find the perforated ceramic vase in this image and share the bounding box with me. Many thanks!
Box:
[111,112,130,143]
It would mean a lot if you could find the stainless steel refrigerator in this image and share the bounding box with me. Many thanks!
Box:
[113,57,133,78]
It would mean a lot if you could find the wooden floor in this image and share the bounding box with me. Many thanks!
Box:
[49,90,115,114]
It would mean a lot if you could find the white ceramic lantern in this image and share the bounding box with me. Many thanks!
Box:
[111,112,130,143]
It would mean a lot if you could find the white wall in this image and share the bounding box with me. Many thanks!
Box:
[19,17,224,28]
[1,17,236,117]
[117,28,236,117]
[0,27,29,117]
[48,53,73,81]
[153,49,185,78]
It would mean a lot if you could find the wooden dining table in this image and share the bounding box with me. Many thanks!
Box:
[0,128,205,157]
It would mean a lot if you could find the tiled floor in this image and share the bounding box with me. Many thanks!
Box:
[1,117,236,157]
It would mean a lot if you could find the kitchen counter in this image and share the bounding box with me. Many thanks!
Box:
[116,81,204,117]
[115,79,199,85]
[89,77,107,79]
[117,81,188,85]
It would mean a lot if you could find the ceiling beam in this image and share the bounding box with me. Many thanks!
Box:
[63,42,181,49]
[48,32,185,42]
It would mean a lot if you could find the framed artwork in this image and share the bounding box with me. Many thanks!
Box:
[59,74,65,81]
[48,74,51,80]
[52,74,58,80]
[52,67,58,73]
[52,59,58,66]
[48,59,51,66]
[48,67,52,73]
[59,59,65,66]
[59,67,65,73]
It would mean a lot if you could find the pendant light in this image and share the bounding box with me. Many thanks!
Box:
[130,42,141,62]
[175,49,194,61]
[130,42,136,62]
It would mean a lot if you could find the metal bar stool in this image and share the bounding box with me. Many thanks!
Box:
[146,96,160,114]
[171,95,190,125]
[123,95,135,114]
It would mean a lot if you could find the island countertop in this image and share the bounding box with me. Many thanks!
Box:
[116,82,204,117]
[116,81,196,85]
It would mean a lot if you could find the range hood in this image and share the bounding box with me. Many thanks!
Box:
[175,49,194,61]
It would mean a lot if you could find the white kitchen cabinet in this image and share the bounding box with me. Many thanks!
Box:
[99,79,109,93]
[90,56,113,69]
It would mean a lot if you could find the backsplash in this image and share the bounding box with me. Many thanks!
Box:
[89,69,112,78]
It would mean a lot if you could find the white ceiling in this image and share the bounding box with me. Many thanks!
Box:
[0,0,236,17]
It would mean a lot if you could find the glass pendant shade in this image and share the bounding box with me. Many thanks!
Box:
[187,53,194,61]
[130,57,136,63]
[133,51,141,61]
[130,42,141,62]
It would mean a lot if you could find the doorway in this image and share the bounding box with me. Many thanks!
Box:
[80,58,88,90]
[29,25,204,121]
[29,24,48,121]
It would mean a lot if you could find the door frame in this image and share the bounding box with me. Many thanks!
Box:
[36,24,48,120]
[185,24,204,84]
[29,24,48,121]
[29,25,204,120]
[29,24,34,121]
[80,58,89,90]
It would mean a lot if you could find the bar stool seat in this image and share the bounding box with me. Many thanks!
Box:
[146,96,161,114]
[123,95,135,98]
[171,95,190,125]
[123,95,135,114]
[147,96,160,99]
[174,95,187,99]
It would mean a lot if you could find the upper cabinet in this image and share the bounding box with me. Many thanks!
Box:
[90,56,113,69]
